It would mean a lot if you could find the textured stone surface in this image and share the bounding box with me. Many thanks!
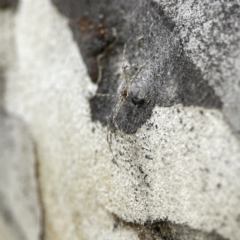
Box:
[0,0,240,240]
[0,7,41,240]
[153,0,240,139]
[0,110,41,240]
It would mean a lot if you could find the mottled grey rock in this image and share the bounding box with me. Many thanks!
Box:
[1,0,240,240]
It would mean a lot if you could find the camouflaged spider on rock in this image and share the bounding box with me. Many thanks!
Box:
[95,46,168,165]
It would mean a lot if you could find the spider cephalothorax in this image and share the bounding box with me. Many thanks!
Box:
[128,80,149,107]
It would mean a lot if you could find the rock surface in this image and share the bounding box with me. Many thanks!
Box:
[0,109,41,240]
[0,0,240,240]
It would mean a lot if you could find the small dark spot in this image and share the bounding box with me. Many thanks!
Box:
[92,127,95,133]
[190,126,194,131]
[131,97,145,107]
[217,183,221,188]
[138,166,144,174]
[179,118,182,124]
[145,154,153,160]
[177,108,180,113]
[155,124,158,129]
[205,168,210,173]
[200,110,204,115]
[154,225,160,232]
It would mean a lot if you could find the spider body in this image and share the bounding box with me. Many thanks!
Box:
[128,80,148,107]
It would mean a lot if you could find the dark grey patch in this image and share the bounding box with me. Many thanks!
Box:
[0,0,18,9]
[52,0,222,133]
[113,214,229,240]
[145,154,153,160]
[138,165,144,174]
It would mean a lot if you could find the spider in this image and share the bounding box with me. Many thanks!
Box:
[95,44,162,166]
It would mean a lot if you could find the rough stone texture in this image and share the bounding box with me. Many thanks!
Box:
[0,0,240,240]
[0,6,41,240]
[154,0,240,139]
[0,109,42,240]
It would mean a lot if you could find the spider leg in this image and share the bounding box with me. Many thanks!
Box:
[95,93,118,98]
[107,98,125,167]
[121,44,128,83]
[129,48,176,86]
[129,54,157,86]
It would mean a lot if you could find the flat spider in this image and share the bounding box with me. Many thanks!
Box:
[102,46,158,166]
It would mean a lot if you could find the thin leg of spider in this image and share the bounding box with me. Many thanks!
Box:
[129,48,176,87]
[107,96,151,166]
[95,93,118,98]
[103,46,167,165]
[107,116,118,166]
[96,28,118,85]
[128,53,157,86]
[121,44,129,83]
[95,44,128,100]
[106,44,130,158]
[111,99,151,153]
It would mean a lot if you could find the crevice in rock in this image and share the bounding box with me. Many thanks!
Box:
[112,214,229,240]
[33,141,45,240]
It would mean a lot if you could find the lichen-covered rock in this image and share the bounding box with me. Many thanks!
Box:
[1,0,240,240]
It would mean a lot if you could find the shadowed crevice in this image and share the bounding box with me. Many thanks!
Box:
[33,141,45,240]
[113,214,229,240]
